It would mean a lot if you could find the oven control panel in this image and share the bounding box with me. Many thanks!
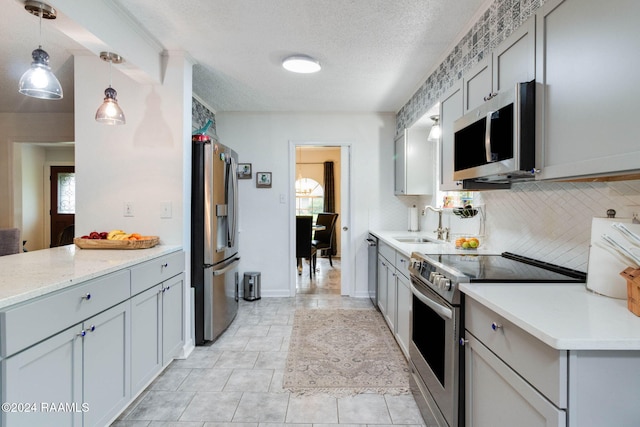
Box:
[409,252,466,305]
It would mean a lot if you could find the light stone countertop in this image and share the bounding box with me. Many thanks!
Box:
[0,244,182,310]
[369,229,500,258]
[460,282,640,350]
[372,230,640,351]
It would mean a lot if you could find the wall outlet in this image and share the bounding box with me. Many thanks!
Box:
[160,201,172,218]
[123,202,134,217]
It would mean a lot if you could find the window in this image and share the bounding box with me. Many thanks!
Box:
[57,172,76,214]
[295,177,324,217]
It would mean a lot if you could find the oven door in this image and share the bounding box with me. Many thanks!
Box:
[410,275,460,427]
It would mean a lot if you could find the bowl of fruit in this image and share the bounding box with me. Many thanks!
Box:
[455,236,480,250]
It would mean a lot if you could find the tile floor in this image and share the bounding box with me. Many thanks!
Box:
[112,293,425,427]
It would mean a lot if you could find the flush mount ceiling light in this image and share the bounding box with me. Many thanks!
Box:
[428,115,441,141]
[18,1,63,100]
[95,52,126,125]
[282,55,321,74]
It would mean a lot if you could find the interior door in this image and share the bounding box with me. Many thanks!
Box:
[50,166,75,247]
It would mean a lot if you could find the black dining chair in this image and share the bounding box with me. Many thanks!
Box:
[312,212,339,267]
[296,216,317,279]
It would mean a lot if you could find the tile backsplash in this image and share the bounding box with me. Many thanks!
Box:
[475,180,640,271]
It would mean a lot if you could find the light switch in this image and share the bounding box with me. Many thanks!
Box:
[123,202,134,217]
[279,193,286,204]
[161,201,172,218]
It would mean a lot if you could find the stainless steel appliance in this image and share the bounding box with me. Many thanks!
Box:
[191,133,240,345]
[408,251,586,427]
[453,80,536,184]
[366,234,378,307]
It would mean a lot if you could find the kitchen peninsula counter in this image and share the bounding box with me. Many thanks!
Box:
[0,244,181,310]
[461,282,640,350]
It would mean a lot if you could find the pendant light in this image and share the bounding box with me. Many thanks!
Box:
[428,115,441,141]
[18,1,63,100]
[95,52,126,125]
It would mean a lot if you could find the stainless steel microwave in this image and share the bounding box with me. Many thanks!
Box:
[453,80,535,183]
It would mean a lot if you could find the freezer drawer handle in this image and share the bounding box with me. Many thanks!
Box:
[213,257,241,276]
[216,204,228,217]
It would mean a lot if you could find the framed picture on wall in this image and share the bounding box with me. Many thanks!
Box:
[256,172,272,188]
[237,163,252,179]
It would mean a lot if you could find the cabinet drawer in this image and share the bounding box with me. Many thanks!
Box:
[465,298,568,408]
[130,251,185,295]
[0,270,130,358]
[395,252,410,278]
[378,241,395,264]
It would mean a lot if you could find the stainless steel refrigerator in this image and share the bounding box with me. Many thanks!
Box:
[191,133,240,345]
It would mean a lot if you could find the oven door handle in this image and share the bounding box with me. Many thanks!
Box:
[411,284,453,320]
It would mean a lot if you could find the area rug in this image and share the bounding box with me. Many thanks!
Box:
[283,308,410,396]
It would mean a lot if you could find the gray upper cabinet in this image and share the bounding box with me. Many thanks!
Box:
[394,127,433,195]
[439,81,464,191]
[535,0,640,180]
[493,17,536,93]
[464,57,493,114]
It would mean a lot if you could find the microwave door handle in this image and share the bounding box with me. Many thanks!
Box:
[485,111,495,163]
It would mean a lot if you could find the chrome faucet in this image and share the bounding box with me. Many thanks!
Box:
[425,205,449,241]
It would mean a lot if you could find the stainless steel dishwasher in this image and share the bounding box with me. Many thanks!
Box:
[366,234,378,308]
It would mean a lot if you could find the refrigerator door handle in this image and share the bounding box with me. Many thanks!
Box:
[213,257,241,276]
[228,157,239,248]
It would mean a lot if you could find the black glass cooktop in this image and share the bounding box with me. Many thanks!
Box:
[430,252,587,283]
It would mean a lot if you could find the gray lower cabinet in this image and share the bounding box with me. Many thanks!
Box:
[465,297,640,427]
[130,272,185,396]
[2,301,130,427]
[377,255,389,315]
[1,251,185,427]
[465,334,565,427]
[162,274,185,362]
[130,284,163,394]
[395,273,411,357]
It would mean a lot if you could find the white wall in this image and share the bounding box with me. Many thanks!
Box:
[73,53,191,246]
[217,112,405,297]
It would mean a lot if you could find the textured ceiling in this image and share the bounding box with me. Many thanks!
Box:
[3,0,488,114]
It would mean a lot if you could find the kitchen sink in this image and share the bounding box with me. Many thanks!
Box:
[393,236,443,244]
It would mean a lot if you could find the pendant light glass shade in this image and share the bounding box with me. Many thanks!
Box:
[18,46,64,99]
[95,52,126,125]
[95,86,126,125]
[19,2,63,100]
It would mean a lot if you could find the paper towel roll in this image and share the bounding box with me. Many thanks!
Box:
[408,206,419,232]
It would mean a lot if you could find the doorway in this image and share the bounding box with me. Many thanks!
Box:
[290,142,352,296]
[50,166,75,247]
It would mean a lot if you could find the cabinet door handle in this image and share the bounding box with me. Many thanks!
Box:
[77,330,86,337]
[459,338,468,346]
[491,322,502,331]
[161,263,168,268]
[88,325,96,333]
[81,293,92,301]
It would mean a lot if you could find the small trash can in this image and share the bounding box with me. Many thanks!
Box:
[243,272,261,301]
